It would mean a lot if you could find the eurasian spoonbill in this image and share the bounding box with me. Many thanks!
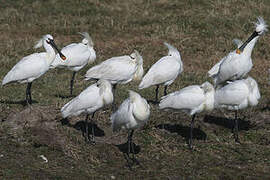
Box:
[159,82,215,149]
[2,34,66,105]
[208,17,268,86]
[50,32,96,95]
[61,79,113,143]
[214,76,260,142]
[111,90,150,167]
[139,42,183,103]
[85,50,143,107]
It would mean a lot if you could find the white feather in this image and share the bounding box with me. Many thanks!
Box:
[139,42,183,89]
[85,50,142,85]
[2,34,59,85]
[159,81,215,115]
[61,79,113,118]
[215,76,260,111]
[50,33,96,71]
[110,90,150,132]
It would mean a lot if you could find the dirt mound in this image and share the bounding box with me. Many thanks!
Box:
[2,106,77,156]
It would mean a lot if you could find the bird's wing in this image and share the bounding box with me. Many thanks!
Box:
[215,52,245,85]
[2,53,48,85]
[139,56,181,88]
[215,81,249,106]
[85,56,137,83]
[51,43,90,68]
[208,56,226,78]
[61,84,101,118]
[159,85,205,111]
[110,99,132,132]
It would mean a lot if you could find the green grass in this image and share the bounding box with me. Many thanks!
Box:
[0,0,270,179]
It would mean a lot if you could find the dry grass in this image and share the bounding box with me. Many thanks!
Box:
[0,0,270,179]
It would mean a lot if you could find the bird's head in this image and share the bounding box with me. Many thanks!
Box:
[237,17,268,54]
[130,50,143,65]
[34,34,66,60]
[200,81,214,93]
[255,17,268,35]
[164,42,181,58]
[79,32,94,47]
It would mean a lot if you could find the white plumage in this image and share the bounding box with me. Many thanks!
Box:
[214,76,260,142]
[110,90,150,167]
[50,32,96,71]
[61,79,113,118]
[50,32,96,95]
[61,79,113,143]
[111,90,150,132]
[159,81,215,115]
[2,34,66,104]
[85,50,143,84]
[208,17,268,86]
[215,76,260,111]
[139,42,183,102]
[159,81,215,149]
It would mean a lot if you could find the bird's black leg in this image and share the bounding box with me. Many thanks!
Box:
[112,84,117,111]
[84,114,89,143]
[26,82,32,105]
[125,129,135,168]
[90,112,96,145]
[234,110,240,143]
[155,85,159,103]
[164,85,168,96]
[189,114,196,150]
[70,72,76,96]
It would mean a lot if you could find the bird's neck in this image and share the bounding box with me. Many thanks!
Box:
[242,36,259,57]
[133,65,144,81]
[44,43,56,65]
[100,86,114,105]
[132,99,150,122]
[88,47,96,63]
[204,90,215,111]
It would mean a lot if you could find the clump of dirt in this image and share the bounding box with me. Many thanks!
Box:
[1,105,127,160]
[2,105,80,158]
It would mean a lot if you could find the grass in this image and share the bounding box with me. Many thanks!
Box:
[0,0,270,179]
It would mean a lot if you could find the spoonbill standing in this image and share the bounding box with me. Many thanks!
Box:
[85,50,143,107]
[50,32,96,96]
[214,76,260,142]
[2,34,66,105]
[208,17,268,86]
[139,42,183,103]
[111,90,150,168]
[159,82,215,149]
[61,79,113,143]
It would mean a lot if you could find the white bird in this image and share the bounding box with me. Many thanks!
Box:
[208,17,268,86]
[50,32,96,96]
[61,79,113,143]
[85,50,143,107]
[110,90,150,167]
[159,81,215,149]
[2,34,66,104]
[139,42,183,103]
[215,76,260,142]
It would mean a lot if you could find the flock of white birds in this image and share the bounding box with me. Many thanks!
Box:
[1,17,268,167]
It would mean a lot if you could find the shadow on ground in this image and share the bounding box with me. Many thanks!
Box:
[54,94,76,99]
[203,115,254,131]
[156,123,207,143]
[61,118,105,137]
[115,141,141,154]
[0,99,38,106]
